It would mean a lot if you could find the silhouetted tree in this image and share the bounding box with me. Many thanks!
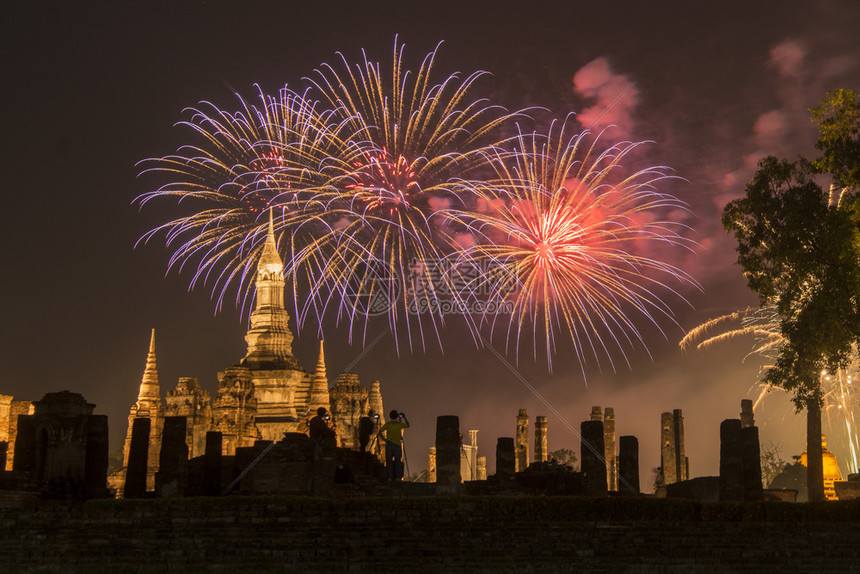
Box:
[548,448,578,470]
[722,90,860,502]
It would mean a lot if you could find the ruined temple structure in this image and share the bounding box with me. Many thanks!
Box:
[118,213,385,495]
[0,394,34,471]
[12,391,109,499]
[658,409,688,487]
[425,429,482,483]
[591,406,619,491]
[165,377,211,458]
[121,329,163,491]
[461,430,479,481]
[515,409,529,472]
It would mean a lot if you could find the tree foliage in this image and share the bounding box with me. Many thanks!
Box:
[811,88,860,191]
[722,91,860,411]
[548,448,578,469]
[759,441,788,489]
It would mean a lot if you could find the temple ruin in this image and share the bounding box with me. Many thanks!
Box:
[659,409,688,486]
[116,213,386,496]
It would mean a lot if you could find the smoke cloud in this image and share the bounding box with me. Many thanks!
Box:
[572,57,640,140]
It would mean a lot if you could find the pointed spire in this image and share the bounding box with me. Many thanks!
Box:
[257,208,283,275]
[243,208,296,369]
[316,339,326,379]
[307,338,330,412]
[138,328,160,402]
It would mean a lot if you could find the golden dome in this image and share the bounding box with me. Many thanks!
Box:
[799,435,843,500]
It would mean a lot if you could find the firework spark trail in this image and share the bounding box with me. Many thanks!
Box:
[300,38,519,351]
[452,120,697,372]
[136,41,520,351]
[682,306,860,474]
[136,40,700,373]
[135,85,365,315]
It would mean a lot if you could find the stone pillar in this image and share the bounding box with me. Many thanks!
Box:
[674,409,687,482]
[0,441,7,471]
[591,406,603,422]
[11,415,37,477]
[515,409,529,472]
[84,415,109,499]
[618,435,640,495]
[604,408,617,491]
[477,455,487,481]
[311,436,337,496]
[740,399,755,429]
[427,446,437,483]
[496,437,516,479]
[204,431,222,496]
[741,425,764,501]
[233,446,255,494]
[534,416,548,463]
[581,420,608,497]
[719,419,744,502]
[124,417,151,498]
[156,416,188,498]
[435,416,461,488]
[660,412,677,485]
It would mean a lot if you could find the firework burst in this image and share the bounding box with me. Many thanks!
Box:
[135,85,365,313]
[455,121,696,371]
[299,39,517,350]
[137,41,698,370]
[137,41,518,351]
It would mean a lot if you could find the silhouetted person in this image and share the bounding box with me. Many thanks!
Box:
[359,410,378,453]
[309,407,335,440]
[379,409,410,481]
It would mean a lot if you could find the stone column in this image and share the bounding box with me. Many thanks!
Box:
[604,408,617,490]
[581,420,607,497]
[477,456,487,480]
[515,409,529,472]
[590,406,603,421]
[496,437,516,479]
[719,418,744,502]
[660,412,677,485]
[124,417,151,498]
[435,416,461,489]
[203,431,222,496]
[156,416,189,498]
[741,425,764,501]
[740,399,755,429]
[233,445,255,494]
[311,435,337,496]
[427,446,437,483]
[534,416,548,463]
[618,435,640,495]
[11,416,37,477]
[84,415,109,500]
[673,409,687,482]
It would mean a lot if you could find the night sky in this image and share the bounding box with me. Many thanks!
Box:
[2,1,859,483]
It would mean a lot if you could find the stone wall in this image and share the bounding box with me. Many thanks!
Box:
[2,497,860,572]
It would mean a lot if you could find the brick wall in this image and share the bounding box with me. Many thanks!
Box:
[1,496,859,572]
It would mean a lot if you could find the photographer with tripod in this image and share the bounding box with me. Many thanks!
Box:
[308,407,336,440]
[378,410,409,481]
